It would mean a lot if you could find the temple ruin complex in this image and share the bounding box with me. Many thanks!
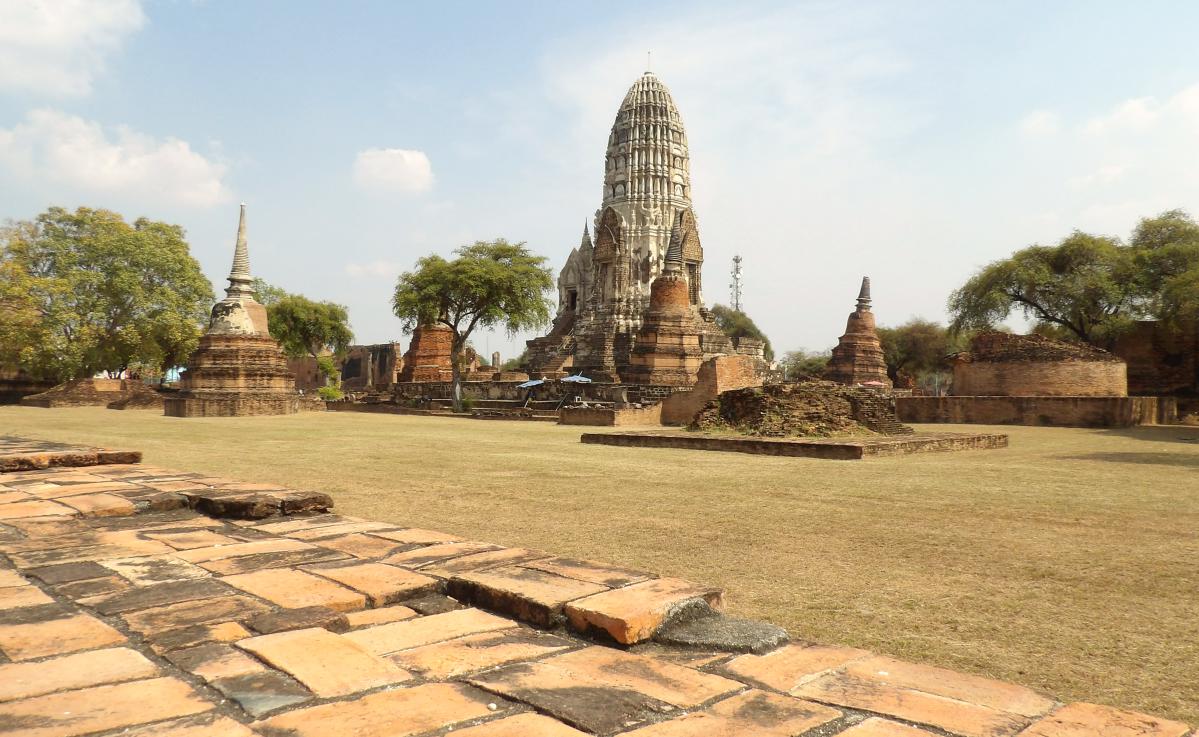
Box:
[525,71,747,383]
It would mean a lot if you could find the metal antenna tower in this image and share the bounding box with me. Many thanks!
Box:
[730,255,743,312]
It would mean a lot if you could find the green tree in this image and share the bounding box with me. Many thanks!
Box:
[501,350,528,372]
[392,239,552,411]
[266,295,354,362]
[948,209,1199,347]
[876,319,970,385]
[0,207,213,381]
[778,349,830,380]
[709,304,774,361]
[251,277,289,307]
[1128,210,1199,327]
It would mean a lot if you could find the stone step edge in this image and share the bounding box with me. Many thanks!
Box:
[0,448,142,473]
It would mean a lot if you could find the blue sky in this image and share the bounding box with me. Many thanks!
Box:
[4,1,1199,361]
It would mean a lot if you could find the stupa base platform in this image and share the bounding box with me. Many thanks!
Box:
[580,430,1009,460]
[163,392,300,418]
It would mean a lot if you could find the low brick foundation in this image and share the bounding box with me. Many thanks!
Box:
[897,395,1177,427]
[581,431,1008,460]
[559,404,663,426]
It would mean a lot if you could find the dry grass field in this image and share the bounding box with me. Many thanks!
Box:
[2,406,1197,722]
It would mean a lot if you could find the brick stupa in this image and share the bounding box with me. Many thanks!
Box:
[164,205,300,417]
[824,277,892,388]
[397,321,454,382]
[619,219,704,385]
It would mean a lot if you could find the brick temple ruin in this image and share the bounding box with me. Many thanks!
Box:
[824,277,891,388]
[164,205,300,418]
[524,71,761,383]
[897,331,1178,427]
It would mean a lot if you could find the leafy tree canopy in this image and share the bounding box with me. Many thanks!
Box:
[392,239,552,410]
[0,206,213,381]
[948,209,1199,346]
[709,304,774,361]
[778,349,830,380]
[251,277,289,307]
[876,319,971,382]
[262,292,353,360]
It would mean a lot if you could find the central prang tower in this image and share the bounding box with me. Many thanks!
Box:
[526,71,730,381]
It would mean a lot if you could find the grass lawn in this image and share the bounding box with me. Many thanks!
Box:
[2,406,1197,722]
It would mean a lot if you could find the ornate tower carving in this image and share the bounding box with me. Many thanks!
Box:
[528,71,717,382]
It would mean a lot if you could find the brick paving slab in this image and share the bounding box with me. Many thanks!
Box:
[390,627,576,679]
[0,647,157,701]
[0,611,126,660]
[223,568,368,611]
[447,564,609,626]
[253,682,507,737]
[0,438,1190,737]
[343,607,514,655]
[838,717,943,736]
[565,576,724,644]
[247,604,351,634]
[237,626,412,696]
[0,676,210,737]
[451,712,591,736]
[165,641,268,682]
[615,688,842,736]
[1018,702,1191,737]
[301,560,439,605]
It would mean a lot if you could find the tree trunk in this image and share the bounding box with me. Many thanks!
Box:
[450,352,463,412]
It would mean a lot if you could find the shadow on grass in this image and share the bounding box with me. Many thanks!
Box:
[1095,425,1199,445]
[1057,452,1199,469]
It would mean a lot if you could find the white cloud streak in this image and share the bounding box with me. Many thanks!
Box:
[0,109,231,207]
[353,148,433,194]
[0,0,146,97]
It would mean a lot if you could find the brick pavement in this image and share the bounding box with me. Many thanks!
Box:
[0,437,1191,736]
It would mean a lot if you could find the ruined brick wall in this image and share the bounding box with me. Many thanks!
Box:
[952,361,1127,397]
[559,404,662,426]
[897,395,1174,427]
[20,378,160,408]
[1111,321,1198,396]
[391,380,684,404]
[398,325,454,383]
[660,354,767,425]
[691,382,913,437]
[287,357,324,392]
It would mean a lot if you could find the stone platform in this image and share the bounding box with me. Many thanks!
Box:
[0,436,141,473]
[580,431,1010,460]
[0,439,1188,737]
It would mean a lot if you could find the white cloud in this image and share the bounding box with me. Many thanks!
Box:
[0,0,145,96]
[1019,110,1059,138]
[352,148,433,194]
[1068,164,1126,188]
[345,260,402,279]
[0,109,230,207]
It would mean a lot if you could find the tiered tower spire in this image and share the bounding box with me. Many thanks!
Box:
[226,203,254,299]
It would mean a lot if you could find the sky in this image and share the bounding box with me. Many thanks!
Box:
[3,1,1199,361]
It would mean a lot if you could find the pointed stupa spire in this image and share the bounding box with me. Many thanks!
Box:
[580,221,592,249]
[856,276,872,311]
[226,203,254,299]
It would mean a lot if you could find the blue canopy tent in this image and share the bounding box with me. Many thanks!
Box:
[560,375,592,383]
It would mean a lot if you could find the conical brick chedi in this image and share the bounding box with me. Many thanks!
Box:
[824,277,892,388]
[164,205,300,417]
